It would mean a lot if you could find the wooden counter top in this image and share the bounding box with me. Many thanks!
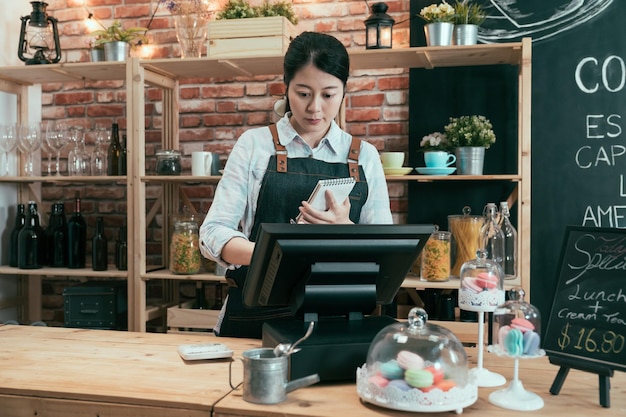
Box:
[1,325,624,417]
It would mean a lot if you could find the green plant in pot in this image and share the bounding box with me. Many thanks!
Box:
[216,0,299,25]
[444,115,495,175]
[91,20,148,62]
[451,1,487,45]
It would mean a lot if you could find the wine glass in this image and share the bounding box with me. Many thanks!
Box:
[45,121,67,176]
[67,126,90,176]
[0,124,18,176]
[91,126,109,176]
[17,123,42,176]
[40,121,55,176]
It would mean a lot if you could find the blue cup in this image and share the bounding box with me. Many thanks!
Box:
[424,151,456,168]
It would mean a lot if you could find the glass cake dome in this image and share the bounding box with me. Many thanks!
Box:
[491,287,543,357]
[458,249,505,312]
[356,307,477,413]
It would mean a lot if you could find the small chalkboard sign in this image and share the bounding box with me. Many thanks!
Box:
[544,226,626,407]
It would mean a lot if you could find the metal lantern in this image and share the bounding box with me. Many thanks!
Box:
[18,1,62,65]
[364,2,395,50]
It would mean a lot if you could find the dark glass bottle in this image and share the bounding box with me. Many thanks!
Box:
[92,216,108,271]
[17,201,43,269]
[67,195,87,269]
[212,283,224,310]
[119,134,127,175]
[195,281,208,309]
[46,202,68,267]
[107,123,122,176]
[9,203,26,267]
[115,226,128,271]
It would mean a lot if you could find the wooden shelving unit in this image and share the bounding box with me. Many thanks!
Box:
[0,39,531,336]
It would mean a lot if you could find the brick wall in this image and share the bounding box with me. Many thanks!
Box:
[38,0,413,326]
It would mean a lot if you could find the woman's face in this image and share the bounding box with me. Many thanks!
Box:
[287,63,345,146]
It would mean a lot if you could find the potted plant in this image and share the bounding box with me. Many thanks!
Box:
[451,1,487,45]
[444,115,496,175]
[418,2,455,46]
[87,37,105,62]
[90,20,148,61]
[216,0,299,25]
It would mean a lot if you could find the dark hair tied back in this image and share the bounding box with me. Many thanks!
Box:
[283,31,350,88]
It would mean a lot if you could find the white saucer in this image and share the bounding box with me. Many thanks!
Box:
[384,167,413,176]
[415,167,456,176]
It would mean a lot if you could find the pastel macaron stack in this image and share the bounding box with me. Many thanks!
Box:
[499,317,541,356]
[462,272,499,293]
[368,350,457,393]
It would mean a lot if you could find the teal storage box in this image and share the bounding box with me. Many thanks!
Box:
[63,281,128,330]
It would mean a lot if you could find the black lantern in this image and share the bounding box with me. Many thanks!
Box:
[18,1,62,65]
[364,2,395,50]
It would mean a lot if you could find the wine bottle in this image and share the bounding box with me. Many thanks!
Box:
[92,216,108,271]
[47,202,68,267]
[17,201,43,269]
[107,123,122,176]
[119,134,127,175]
[115,226,128,271]
[9,203,26,267]
[67,195,87,268]
[195,281,207,309]
[212,283,224,310]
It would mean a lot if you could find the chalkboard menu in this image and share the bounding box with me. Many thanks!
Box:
[543,226,626,372]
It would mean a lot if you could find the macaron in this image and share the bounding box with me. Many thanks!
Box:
[387,379,412,392]
[498,325,511,350]
[396,350,424,370]
[462,277,483,293]
[405,368,434,388]
[511,317,535,333]
[475,272,499,289]
[424,365,444,385]
[368,374,389,388]
[379,359,404,380]
[504,328,524,356]
[523,330,541,355]
[421,378,457,392]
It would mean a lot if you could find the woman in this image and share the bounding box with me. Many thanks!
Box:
[199,31,392,338]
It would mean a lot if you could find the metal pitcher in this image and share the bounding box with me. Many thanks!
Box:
[229,347,320,404]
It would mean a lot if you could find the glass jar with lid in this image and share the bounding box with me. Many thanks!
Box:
[156,149,182,175]
[357,307,477,413]
[448,206,483,278]
[420,227,451,282]
[169,217,201,274]
[458,249,505,312]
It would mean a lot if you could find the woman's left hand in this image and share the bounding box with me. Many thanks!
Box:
[297,189,353,224]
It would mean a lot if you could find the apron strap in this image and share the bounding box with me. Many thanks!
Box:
[269,124,288,173]
[269,124,362,181]
[348,137,361,182]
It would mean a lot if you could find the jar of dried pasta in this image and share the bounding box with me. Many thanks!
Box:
[169,219,201,274]
[448,206,484,278]
[420,228,451,282]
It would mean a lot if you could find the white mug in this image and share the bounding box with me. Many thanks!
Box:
[192,151,218,176]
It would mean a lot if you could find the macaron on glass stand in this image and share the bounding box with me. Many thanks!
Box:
[458,250,507,388]
[487,287,545,411]
[357,307,478,413]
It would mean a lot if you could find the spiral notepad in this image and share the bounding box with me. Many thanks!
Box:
[296,177,356,221]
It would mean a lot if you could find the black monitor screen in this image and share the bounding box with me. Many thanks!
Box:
[242,223,435,315]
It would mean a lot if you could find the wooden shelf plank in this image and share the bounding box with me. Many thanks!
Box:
[0,265,128,278]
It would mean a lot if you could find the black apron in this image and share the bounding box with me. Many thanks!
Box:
[217,125,369,338]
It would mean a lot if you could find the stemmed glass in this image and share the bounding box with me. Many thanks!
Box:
[45,121,67,176]
[17,123,42,176]
[67,126,90,176]
[91,126,109,176]
[0,124,18,176]
[40,121,55,176]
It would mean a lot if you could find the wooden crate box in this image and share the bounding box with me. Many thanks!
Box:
[167,300,221,334]
[207,16,299,58]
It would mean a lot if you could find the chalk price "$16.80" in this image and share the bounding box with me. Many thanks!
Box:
[557,322,625,354]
